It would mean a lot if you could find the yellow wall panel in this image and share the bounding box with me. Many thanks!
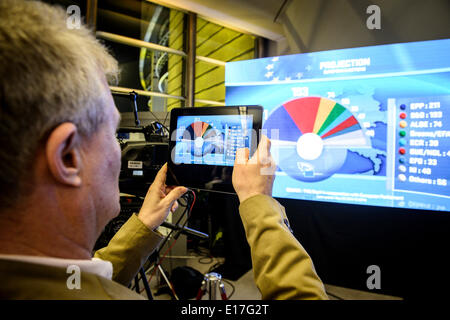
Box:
[195,84,225,101]
[194,17,254,107]
[167,9,185,109]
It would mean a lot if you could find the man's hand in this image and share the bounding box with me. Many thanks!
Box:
[232,135,277,203]
[137,163,187,230]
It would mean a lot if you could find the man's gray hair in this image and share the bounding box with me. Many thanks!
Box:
[0,0,119,208]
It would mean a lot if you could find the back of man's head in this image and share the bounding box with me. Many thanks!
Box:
[0,0,119,209]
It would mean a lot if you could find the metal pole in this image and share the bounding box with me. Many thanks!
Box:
[97,31,187,57]
[185,12,197,108]
[255,37,267,59]
[109,86,185,101]
[86,0,98,31]
[196,55,226,66]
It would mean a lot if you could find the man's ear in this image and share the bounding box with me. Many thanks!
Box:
[45,122,82,187]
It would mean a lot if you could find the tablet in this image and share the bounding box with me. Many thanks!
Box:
[167,106,263,192]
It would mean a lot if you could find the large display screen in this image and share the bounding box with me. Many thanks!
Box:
[174,114,253,166]
[225,39,450,212]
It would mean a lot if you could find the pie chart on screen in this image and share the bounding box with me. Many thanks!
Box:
[182,121,224,157]
[263,97,370,182]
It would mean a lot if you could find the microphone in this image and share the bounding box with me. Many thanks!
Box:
[161,221,209,240]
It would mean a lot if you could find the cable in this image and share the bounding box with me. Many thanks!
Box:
[155,190,195,253]
[190,244,215,264]
[198,255,214,265]
[146,236,178,289]
[273,0,289,22]
[147,110,169,134]
[176,190,196,238]
[137,190,197,298]
[162,111,169,128]
[130,191,194,292]
[151,190,196,271]
[154,120,170,136]
[207,262,223,274]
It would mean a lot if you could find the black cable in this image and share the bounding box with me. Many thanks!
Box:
[131,190,196,293]
[175,190,196,241]
[191,245,214,264]
[198,256,214,264]
[130,192,190,291]
[207,262,223,273]
[150,190,196,296]
[148,111,170,135]
[178,196,189,207]
[273,0,289,22]
[155,190,193,253]
[153,120,170,136]
[163,111,169,128]
[141,190,195,277]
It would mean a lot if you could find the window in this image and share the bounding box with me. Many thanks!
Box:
[42,1,259,112]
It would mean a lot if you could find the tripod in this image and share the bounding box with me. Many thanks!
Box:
[196,272,228,300]
[135,220,208,300]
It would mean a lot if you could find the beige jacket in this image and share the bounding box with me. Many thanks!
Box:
[0,214,162,299]
[0,195,327,299]
[239,194,328,299]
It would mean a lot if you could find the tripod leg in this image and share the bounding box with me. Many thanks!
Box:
[219,282,228,300]
[158,264,179,300]
[140,268,153,300]
[196,280,207,300]
[209,278,216,300]
[134,275,140,293]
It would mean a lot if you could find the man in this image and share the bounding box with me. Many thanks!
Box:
[0,0,327,299]
[0,0,186,299]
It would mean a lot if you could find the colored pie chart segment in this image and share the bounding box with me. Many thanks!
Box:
[263,97,370,182]
[182,121,224,157]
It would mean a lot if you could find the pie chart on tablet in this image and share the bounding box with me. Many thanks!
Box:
[263,97,370,182]
[182,121,224,157]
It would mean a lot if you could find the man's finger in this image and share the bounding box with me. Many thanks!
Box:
[165,185,176,192]
[163,186,187,208]
[251,135,271,165]
[249,135,268,164]
[171,200,179,212]
[152,163,168,189]
[235,147,249,165]
[258,134,271,157]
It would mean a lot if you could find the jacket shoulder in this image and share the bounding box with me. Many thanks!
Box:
[0,259,144,300]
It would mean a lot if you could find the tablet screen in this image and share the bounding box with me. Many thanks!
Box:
[167,106,262,191]
[173,114,254,166]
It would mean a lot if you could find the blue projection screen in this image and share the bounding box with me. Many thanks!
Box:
[225,39,450,213]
